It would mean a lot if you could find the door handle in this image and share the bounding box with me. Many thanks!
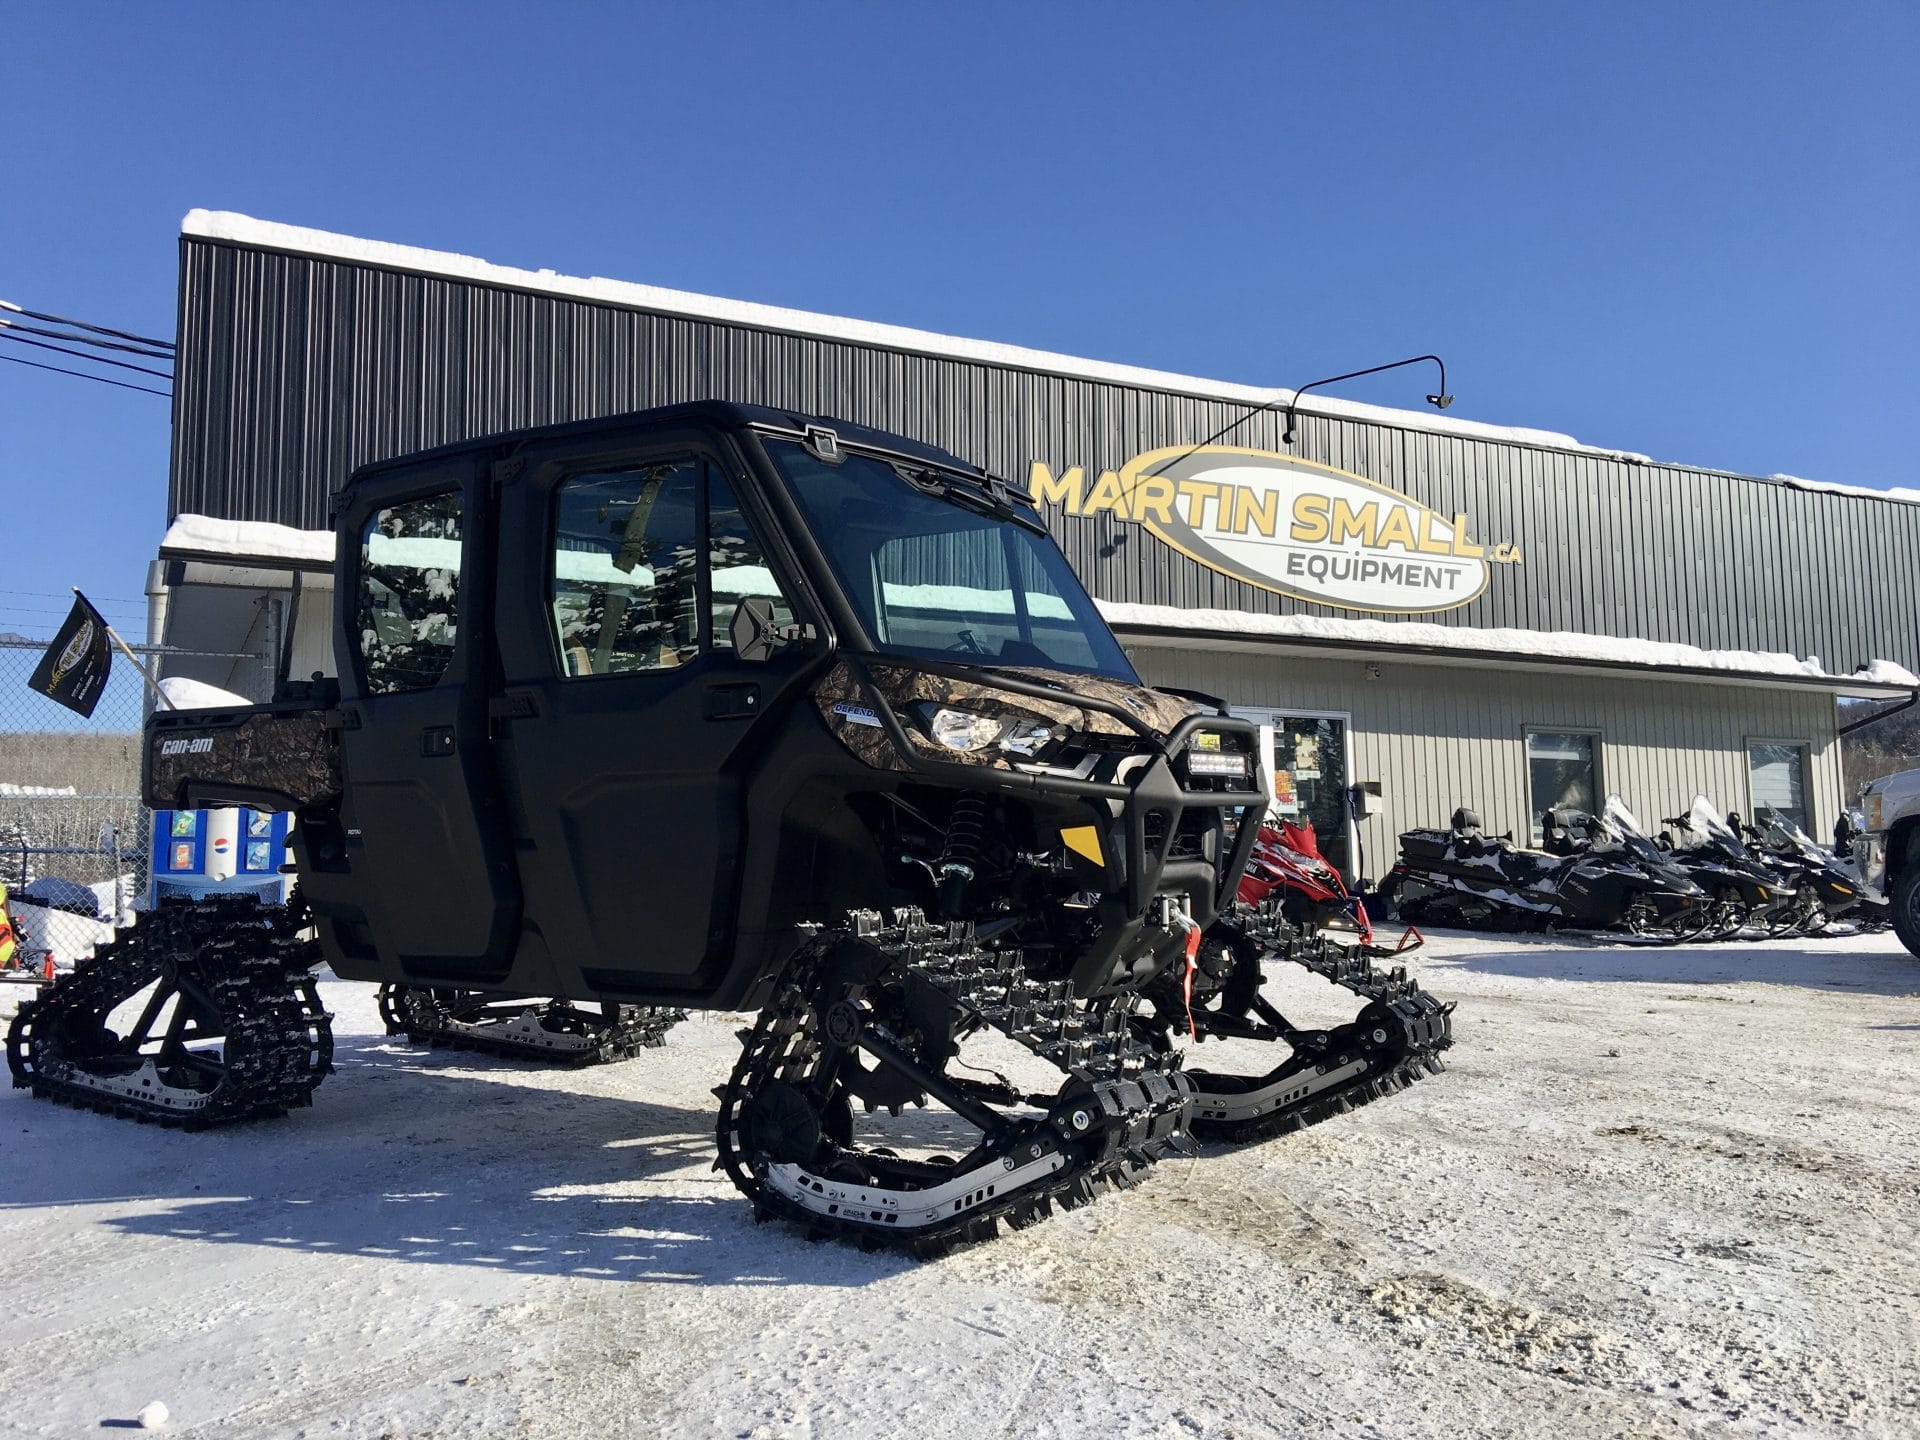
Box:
[704,683,761,720]
[420,726,456,757]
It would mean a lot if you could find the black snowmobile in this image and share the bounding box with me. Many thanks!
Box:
[1657,796,1796,939]
[1382,796,1708,941]
[9,401,1452,1255]
[1732,807,1872,932]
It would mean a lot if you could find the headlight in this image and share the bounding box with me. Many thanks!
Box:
[922,706,1005,752]
[1868,793,1884,830]
[916,704,1060,757]
[1186,750,1250,778]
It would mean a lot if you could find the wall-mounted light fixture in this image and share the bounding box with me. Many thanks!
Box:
[1283,355,1452,444]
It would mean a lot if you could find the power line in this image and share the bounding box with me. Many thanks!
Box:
[0,316,173,361]
[0,331,174,380]
[0,588,149,606]
[0,351,171,398]
[0,299,173,350]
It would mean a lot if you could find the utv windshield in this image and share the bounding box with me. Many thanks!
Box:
[769,439,1137,680]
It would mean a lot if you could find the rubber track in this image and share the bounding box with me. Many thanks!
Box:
[377,984,683,1066]
[1185,900,1454,1144]
[6,896,331,1129]
[715,912,1185,1258]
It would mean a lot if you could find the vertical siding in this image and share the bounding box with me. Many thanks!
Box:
[1126,645,1845,864]
[171,236,1920,677]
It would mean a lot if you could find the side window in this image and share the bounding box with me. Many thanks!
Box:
[1526,729,1600,844]
[708,471,794,649]
[358,492,463,694]
[551,460,702,676]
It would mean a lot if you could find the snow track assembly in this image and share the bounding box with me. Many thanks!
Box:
[10,402,1453,1251]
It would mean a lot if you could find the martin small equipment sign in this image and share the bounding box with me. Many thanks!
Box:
[1031,446,1521,614]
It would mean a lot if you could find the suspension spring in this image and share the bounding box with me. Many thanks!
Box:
[935,794,990,915]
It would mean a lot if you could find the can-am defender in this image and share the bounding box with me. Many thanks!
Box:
[1382,796,1706,940]
[7,402,1450,1251]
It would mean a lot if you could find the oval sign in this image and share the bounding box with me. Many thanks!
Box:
[1115,446,1491,613]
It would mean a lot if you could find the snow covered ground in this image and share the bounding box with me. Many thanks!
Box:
[3,929,1918,1439]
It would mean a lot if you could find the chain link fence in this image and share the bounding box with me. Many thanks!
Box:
[1,636,270,966]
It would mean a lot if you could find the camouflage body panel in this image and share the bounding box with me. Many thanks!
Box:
[144,706,343,813]
[811,660,1208,773]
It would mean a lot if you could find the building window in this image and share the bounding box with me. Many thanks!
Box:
[1747,741,1810,833]
[1526,730,1600,843]
[357,491,462,694]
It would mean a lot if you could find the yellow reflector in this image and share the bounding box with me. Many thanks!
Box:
[1061,825,1105,866]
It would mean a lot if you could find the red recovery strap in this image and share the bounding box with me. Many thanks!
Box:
[1175,914,1203,1040]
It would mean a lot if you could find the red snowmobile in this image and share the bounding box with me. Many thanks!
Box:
[1236,818,1422,957]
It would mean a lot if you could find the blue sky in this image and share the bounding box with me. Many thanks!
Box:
[2,2,1915,643]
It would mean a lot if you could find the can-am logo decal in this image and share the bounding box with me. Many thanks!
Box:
[1030,446,1522,614]
[158,737,214,756]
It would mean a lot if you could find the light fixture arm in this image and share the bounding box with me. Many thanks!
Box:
[1282,355,1450,444]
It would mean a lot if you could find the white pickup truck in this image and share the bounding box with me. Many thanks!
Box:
[1852,767,1920,956]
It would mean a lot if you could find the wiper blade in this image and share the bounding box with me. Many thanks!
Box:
[895,463,1047,535]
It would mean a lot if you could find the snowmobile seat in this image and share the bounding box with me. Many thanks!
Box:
[1450,807,1483,838]
[1541,808,1582,856]
[1398,828,1452,862]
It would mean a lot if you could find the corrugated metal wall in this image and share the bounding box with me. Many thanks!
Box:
[1129,644,1844,853]
[171,235,1920,673]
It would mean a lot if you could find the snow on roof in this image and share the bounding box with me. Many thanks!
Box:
[160,513,334,566]
[1098,601,1920,691]
[181,209,1620,459]
[1771,473,1920,505]
[157,676,253,710]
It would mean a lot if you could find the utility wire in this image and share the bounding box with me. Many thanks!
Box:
[0,316,174,360]
[0,299,173,350]
[0,330,174,380]
[0,351,171,398]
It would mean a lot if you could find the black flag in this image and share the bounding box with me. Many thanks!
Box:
[28,592,113,718]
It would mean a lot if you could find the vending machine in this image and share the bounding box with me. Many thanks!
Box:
[148,808,293,905]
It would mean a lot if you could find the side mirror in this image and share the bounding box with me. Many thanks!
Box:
[730,597,780,662]
[729,597,817,663]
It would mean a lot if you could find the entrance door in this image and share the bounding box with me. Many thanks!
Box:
[491,432,813,999]
[1235,709,1355,878]
[332,466,522,981]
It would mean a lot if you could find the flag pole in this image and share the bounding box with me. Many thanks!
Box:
[76,587,175,710]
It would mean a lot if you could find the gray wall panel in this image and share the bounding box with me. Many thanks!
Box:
[171,236,1920,675]
[1127,645,1843,858]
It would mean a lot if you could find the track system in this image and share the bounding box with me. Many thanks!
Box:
[378,984,683,1065]
[6,896,331,1127]
[1142,900,1455,1145]
[716,909,1190,1257]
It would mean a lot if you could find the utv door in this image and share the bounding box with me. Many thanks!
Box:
[330,463,521,982]
[491,430,815,1000]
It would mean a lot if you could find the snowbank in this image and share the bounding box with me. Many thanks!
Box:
[1100,601,1920,688]
[0,783,78,797]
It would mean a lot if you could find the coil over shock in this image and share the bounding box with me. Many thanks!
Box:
[935,793,989,916]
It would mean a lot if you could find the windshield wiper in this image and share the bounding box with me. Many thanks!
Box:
[894,463,1047,536]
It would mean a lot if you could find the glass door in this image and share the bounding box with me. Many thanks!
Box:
[1234,709,1354,877]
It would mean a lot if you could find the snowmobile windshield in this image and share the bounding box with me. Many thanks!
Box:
[1596,796,1670,867]
[1755,808,1824,858]
[1673,795,1744,856]
[769,440,1138,680]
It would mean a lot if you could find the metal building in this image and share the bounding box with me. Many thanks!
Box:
[154,211,1918,878]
